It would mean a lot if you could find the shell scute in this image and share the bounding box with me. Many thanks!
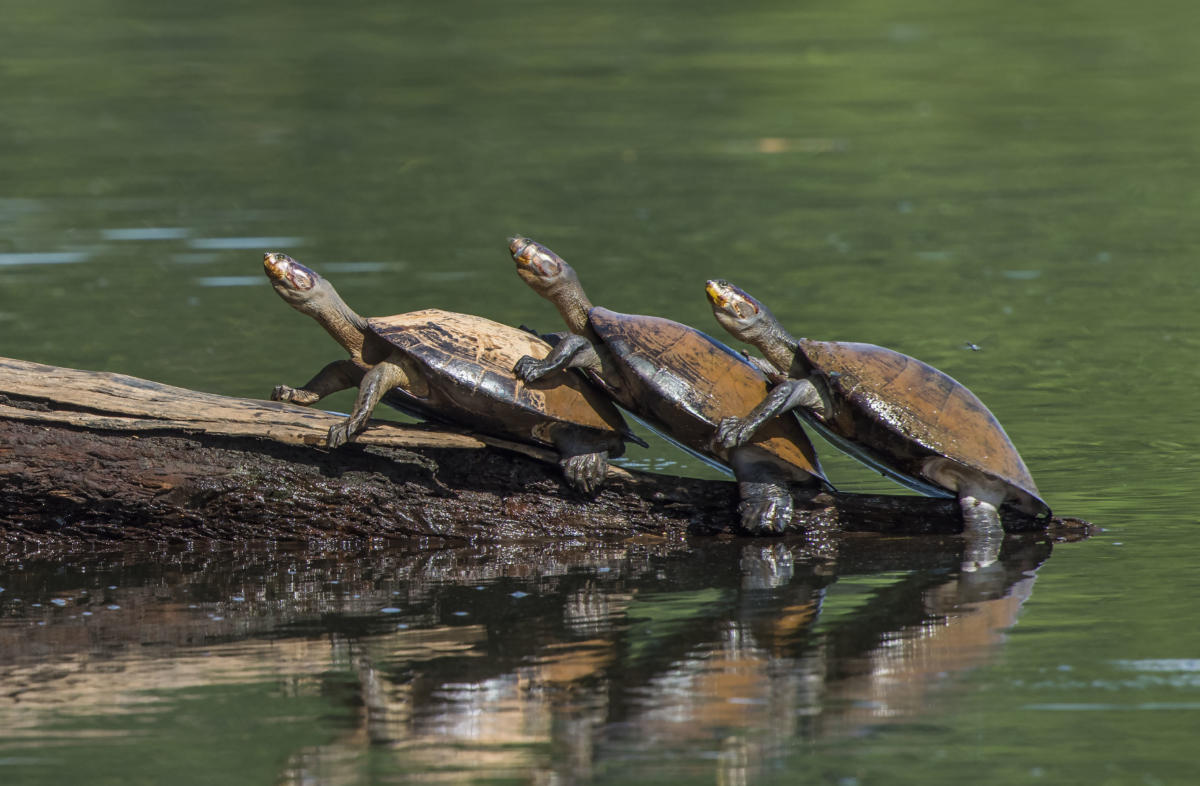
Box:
[368,309,628,444]
[589,308,825,479]
[799,339,1044,511]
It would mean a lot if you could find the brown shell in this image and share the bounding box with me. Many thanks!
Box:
[367,309,628,448]
[797,339,1046,513]
[588,307,825,481]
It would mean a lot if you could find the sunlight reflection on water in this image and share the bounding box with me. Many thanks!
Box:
[102,228,190,241]
[196,276,263,287]
[0,252,90,266]
[187,236,304,250]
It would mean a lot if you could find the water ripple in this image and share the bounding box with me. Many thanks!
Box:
[1025,702,1200,711]
[196,276,264,287]
[187,236,304,250]
[0,251,90,267]
[102,228,190,241]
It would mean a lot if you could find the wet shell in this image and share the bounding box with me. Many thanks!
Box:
[588,307,826,481]
[797,339,1046,514]
[368,309,628,447]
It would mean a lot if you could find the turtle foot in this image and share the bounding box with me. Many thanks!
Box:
[272,385,320,406]
[561,452,607,495]
[326,420,357,449]
[959,494,1005,572]
[514,355,550,383]
[715,416,756,449]
[736,491,793,536]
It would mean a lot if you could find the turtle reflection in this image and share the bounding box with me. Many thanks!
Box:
[0,537,1058,784]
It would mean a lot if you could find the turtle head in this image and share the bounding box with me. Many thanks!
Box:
[509,236,580,297]
[707,280,797,368]
[264,252,332,313]
[706,279,773,340]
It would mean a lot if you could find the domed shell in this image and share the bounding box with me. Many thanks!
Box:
[588,307,826,482]
[369,309,629,448]
[797,339,1047,515]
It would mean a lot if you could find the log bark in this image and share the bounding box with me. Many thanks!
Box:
[0,356,1091,547]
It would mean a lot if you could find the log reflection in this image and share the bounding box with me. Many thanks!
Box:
[0,534,1066,783]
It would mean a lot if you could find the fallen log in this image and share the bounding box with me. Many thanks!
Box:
[0,356,1090,546]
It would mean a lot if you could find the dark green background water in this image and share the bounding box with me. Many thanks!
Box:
[2,1,1198,783]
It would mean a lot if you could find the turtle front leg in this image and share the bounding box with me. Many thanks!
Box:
[273,360,364,406]
[740,351,782,380]
[923,458,1008,572]
[327,358,411,449]
[716,378,826,449]
[514,333,598,382]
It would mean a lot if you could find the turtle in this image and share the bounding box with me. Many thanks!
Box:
[506,237,830,535]
[263,251,643,494]
[704,279,1050,567]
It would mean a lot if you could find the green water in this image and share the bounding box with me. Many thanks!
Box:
[2,0,1199,783]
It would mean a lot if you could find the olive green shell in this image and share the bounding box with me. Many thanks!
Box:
[368,309,629,450]
[796,339,1047,514]
[587,307,826,482]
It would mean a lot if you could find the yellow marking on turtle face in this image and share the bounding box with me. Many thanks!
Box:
[705,280,729,309]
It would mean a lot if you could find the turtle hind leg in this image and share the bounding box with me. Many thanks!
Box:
[728,446,799,535]
[273,384,322,406]
[559,451,608,495]
[273,359,364,406]
[736,480,793,535]
[959,493,1005,573]
[922,458,1009,572]
[553,427,619,495]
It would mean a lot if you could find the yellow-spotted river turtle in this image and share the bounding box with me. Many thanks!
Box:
[507,237,829,534]
[705,279,1049,566]
[264,252,642,493]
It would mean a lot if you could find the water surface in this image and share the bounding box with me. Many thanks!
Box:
[1,538,1066,785]
[2,0,1199,783]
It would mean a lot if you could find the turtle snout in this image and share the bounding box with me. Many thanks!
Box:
[509,236,533,259]
[264,251,285,278]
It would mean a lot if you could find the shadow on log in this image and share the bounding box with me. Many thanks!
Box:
[0,357,1091,547]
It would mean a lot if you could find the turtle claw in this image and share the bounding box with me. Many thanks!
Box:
[272,385,320,406]
[514,355,549,383]
[327,420,355,449]
[561,452,607,495]
[737,493,793,536]
[716,416,755,449]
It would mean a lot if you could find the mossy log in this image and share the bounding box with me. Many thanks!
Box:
[0,356,1090,547]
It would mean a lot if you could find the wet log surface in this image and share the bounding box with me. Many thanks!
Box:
[0,356,1091,547]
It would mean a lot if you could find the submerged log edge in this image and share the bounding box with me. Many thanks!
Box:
[0,357,1092,547]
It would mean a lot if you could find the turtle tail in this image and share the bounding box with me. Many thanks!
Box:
[623,427,650,449]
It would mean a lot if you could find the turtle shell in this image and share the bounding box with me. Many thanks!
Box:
[796,339,1047,514]
[368,309,629,449]
[587,307,826,482]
